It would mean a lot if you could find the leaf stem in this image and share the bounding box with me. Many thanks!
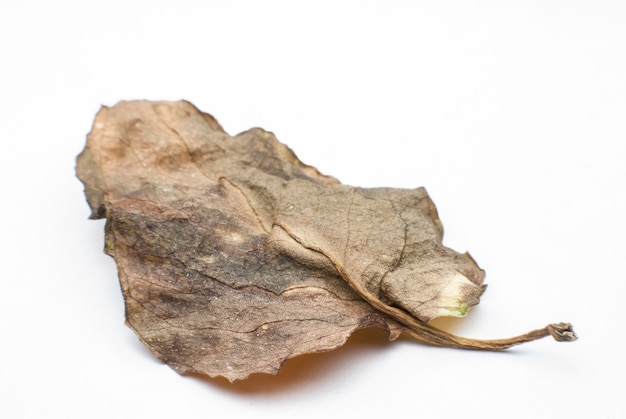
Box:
[402,321,577,350]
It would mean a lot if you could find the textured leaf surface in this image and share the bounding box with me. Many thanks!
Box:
[76,100,575,381]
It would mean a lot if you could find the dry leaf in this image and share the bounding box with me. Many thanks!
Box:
[76,100,576,381]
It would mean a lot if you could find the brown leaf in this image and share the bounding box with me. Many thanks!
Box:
[76,100,576,381]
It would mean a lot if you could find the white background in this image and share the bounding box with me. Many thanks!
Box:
[1,1,625,418]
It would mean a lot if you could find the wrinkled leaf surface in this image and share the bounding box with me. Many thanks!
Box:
[76,100,575,381]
